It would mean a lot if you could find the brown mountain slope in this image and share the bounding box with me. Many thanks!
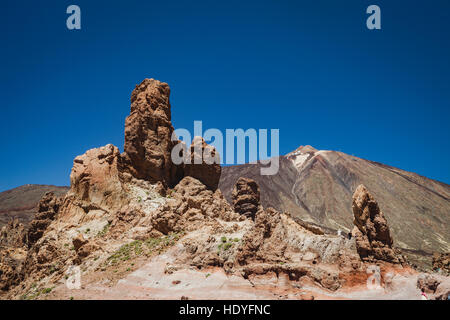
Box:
[219,146,450,256]
[0,185,69,227]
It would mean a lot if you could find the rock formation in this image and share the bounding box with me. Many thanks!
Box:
[231,177,261,220]
[0,248,25,291]
[183,136,221,191]
[351,185,402,263]
[0,79,428,300]
[27,192,62,247]
[69,144,126,213]
[416,273,450,300]
[0,219,27,248]
[417,274,440,294]
[123,79,182,187]
[432,252,450,274]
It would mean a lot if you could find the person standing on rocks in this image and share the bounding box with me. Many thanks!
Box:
[420,288,428,300]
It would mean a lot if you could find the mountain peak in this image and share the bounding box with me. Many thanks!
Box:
[287,145,318,157]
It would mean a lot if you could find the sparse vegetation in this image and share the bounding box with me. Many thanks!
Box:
[218,236,235,252]
[21,286,54,300]
[97,222,110,237]
[49,264,57,274]
[42,287,52,294]
[106,232,183,266]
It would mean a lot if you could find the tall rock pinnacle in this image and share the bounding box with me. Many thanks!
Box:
[123,79,182,187]
[351,184,403,263]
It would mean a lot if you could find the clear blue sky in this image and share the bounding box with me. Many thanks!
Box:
[1,0,449,191]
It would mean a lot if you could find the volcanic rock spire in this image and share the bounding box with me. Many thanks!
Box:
[123,79,183,187]
[351,184,402,263]
[232,177,261,220]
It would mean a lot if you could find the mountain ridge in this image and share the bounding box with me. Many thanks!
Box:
[0,185,69,227]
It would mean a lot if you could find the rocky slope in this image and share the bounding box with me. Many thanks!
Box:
[0,185,69,228]
[219,146,450,269]
[0,79,448,300]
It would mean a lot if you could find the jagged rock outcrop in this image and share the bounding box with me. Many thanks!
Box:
[123,79,182,187]
[183,137,221,191]
[151,176,238,235]
[69,144,126,212]
[0,220,27,248]
[232,178,261,220]
[417,274,440,294]
[351,185,402,263]
[0,248,26,291]
[237,207,283,264]
[432,252,449,274]
[27,192,62,247]
[72,234,98,264]
[0,220,28,291]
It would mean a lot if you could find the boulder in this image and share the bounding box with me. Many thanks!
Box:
[417,274,440,294]
[432,252,450,274]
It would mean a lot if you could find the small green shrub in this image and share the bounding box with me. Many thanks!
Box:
[42,287,52,294]
[97,223,110,237]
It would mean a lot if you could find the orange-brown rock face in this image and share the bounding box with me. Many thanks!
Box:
[232,177,261,220]
[432,252,450,274]
[123,79,182,187]
[183,137,221,191]
[0,219,27,249]
[69,144,126,212]
[351,184,401,263]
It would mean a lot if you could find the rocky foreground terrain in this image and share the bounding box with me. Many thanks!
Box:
[0,79,448,300]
